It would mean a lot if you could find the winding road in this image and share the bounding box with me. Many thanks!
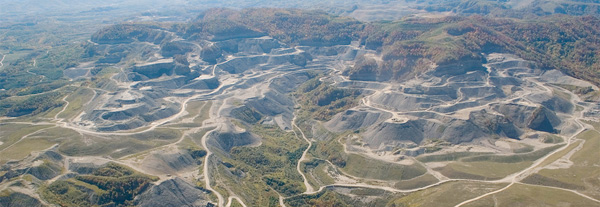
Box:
[325,53,600,206]
[0,54,5,69]
[453,77,597,206]
[201,125,225,207]
[2,42,599,207]
[292,118,315,193]
[225,196,248,207]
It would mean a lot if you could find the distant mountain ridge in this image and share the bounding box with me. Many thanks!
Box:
[2,0,600,21]
[415,0,600,17]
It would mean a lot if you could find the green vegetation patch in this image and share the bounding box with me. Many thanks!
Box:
[394,174,439,190]
[416,151,491,163]
[56,87,95,120]
[553,84,600,102]
[130,127,182,141]
[294,77,362,121]
[230,199,244,207]
[285,187,394,207]
[307,124,349,169]
[0,137,56,162]
[583,120,600,131]
[0,190,42,207]
[0,91,66,117]
[302,159,336,188]
[464,183,600,207]
[209,162,280,206]
[541,134,564,144]
[525,129,600,199]
[521,174,585,190]
[312,137,347,168]
[193,8,362,46]
[193,101,212,124]
[228,125,307,197]
[42,162,158,207]
[534,140,581,169]
[0,123,53,152]
[436,161,532,180]
[58,128,179,158]
[342,154,426,181]
[432,144,563,180]
[388,181,507,207]
[460,145,563,163]
[0,42,87,108]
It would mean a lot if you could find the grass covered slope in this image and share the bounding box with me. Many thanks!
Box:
[388,181,508,207]
[464,183,600,207]
[522,121,600,200]
[342,154,426,181]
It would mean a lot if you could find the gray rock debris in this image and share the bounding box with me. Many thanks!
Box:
[135,178,214,207]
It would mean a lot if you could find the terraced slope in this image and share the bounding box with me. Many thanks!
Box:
[0,8,599,207]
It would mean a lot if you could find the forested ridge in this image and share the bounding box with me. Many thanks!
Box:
[161,8,600,85]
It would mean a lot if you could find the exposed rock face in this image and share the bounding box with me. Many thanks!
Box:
[27,162,62,180]
[403,85,458,99]
[468,110,521,138]
[133,61,177,79]
[216,51,310,74]
[224,71,311,130]
[200,45,222,64]
[363,120,433,147]
[527,107,562,133]
[541,96,573,114]
[140,151,198,175]
[491,104,561,133]
[245,91,294,120]
[218,56,269,74]
[370,92,442,111]
[270,71,314,93]
[135,178,213,207]
[181,77,220,90]
[359,109,523,150]
[325,109,391,132]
